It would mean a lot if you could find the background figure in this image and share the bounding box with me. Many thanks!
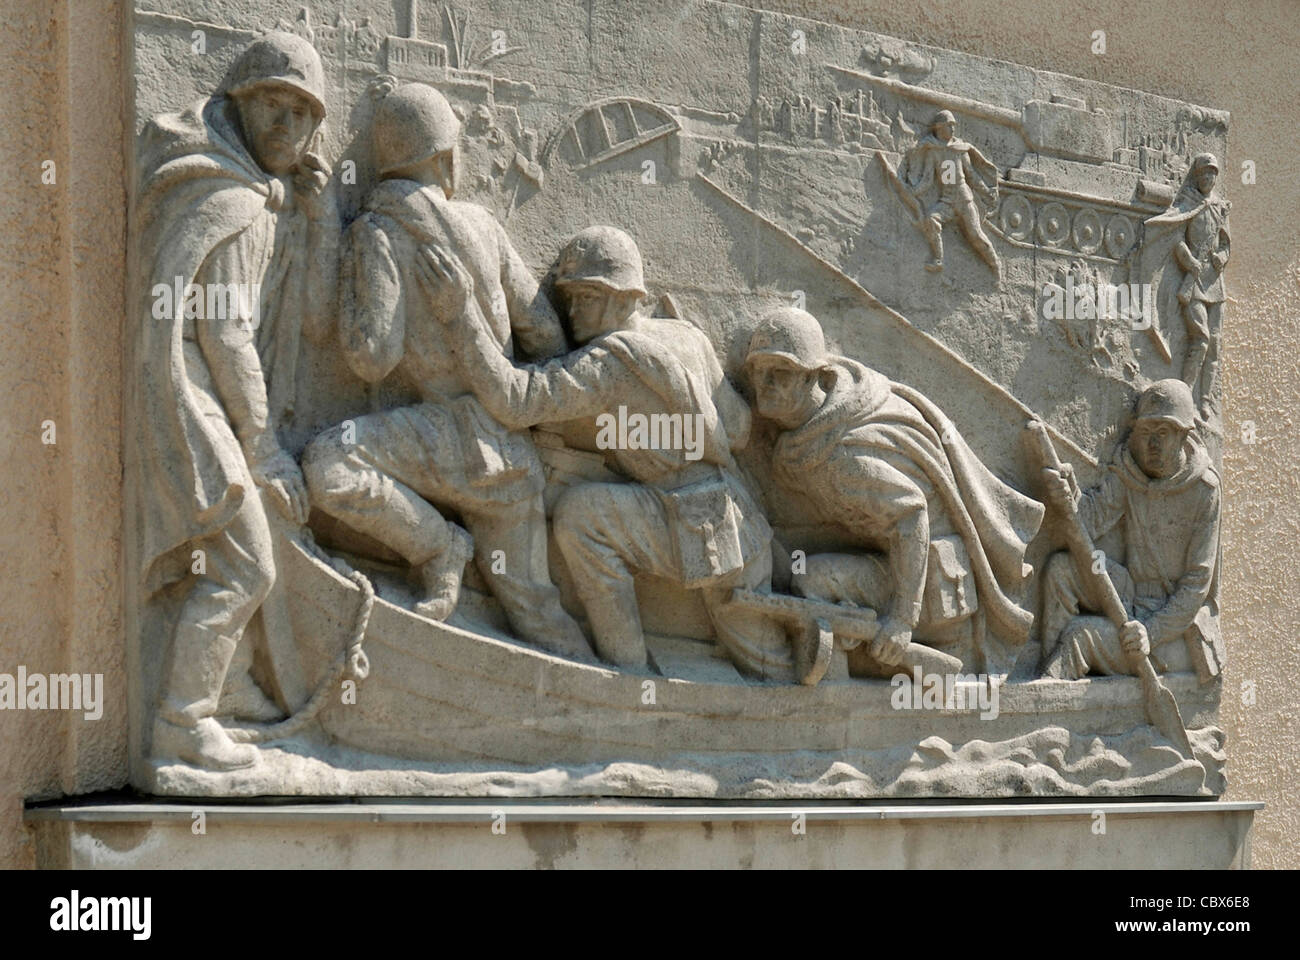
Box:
[1138,153,1230,426]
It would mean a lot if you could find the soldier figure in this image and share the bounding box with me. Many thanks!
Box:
[902,109,1001,277]
[421,227,796,680]
[1039,379,1222,681]
[302,83,592,661]
[1139,153,1230,425]
[742,307,1043,674]
[136,32,338,769]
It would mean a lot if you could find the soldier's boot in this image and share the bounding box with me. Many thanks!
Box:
[415,523,474,621]
[921,216,944,271]
[154,624,257,770]
[1182,338,1209,401]
[152,716,258,771]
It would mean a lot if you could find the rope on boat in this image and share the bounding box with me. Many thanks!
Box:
[224,532,374,744]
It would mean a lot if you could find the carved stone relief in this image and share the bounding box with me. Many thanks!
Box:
[128,1,1228,799]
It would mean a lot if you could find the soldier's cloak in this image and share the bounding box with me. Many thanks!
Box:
[134,95,298,594]
[1136,182,1229,343]
[772,358,1044,646]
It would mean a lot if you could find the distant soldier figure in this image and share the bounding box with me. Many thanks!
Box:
[1138,153,1229,426]
[886,109,1001,277]
[742,307,1043,675]
[302,82,591,661]
[136,32,338,769]
[420,227,796,680]
[1039,379,1222,681]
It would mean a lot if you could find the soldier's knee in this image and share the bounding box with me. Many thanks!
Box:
[302,428,361,511]
[552,485,603,550]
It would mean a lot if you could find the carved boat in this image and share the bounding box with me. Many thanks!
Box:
[282,538,1221,771]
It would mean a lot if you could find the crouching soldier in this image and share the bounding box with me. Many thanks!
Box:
[302,82,591,661]
[419,226,796,680]
[742,307,1044,675]
[1039,379,1222,680]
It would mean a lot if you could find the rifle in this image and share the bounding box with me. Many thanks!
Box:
[724,588,962,686]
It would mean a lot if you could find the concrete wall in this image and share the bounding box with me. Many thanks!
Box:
[0,0,1295,868]
[0,0,127,871]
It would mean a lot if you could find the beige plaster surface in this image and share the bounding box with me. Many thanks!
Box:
[0,0,1295,867]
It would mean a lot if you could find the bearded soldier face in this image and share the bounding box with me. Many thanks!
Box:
[1130,419,1188,480]
[235,84,317,175]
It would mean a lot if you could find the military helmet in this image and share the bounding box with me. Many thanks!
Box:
[225,31,326,120]
[372,83,461,176]
[1190,152,1220,174]
[1135,379,1196,430]
[931,109,957,127]
[554,226,647,296]
[744,307,828,371]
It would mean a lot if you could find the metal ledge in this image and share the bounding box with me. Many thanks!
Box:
[26,798,1265,825]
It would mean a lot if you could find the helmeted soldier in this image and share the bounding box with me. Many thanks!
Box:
[900,109,1001,276]
[1039,379,1222,681]
[136,31,339,769]
[302,82,592,661]
[420,227,795,679]
[1138,153,1230,425]
[743,307,1043,675]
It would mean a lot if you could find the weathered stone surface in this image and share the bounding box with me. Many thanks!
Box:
[117,0,1249,800]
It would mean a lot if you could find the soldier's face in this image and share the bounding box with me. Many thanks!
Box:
[1195,167,1217,194]
[235,85,317,175]
[1130,420,1187,479]
[751,358,820,429]
[565,284,634,342]
[934,120,955,141]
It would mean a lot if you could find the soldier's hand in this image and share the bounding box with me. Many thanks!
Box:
[294,153,335,221]
[871,617,912,666]
[249,446,310,526]
[1119,620,1150,659]
[417,245,474,318]
[1041,466,1076,514]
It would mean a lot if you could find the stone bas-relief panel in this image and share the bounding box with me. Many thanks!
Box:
[127,0,1229,799]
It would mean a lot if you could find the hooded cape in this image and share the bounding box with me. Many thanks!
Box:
[773,359,1044,646]
[134,95,296,594]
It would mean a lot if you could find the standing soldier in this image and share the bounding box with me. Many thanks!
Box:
[420,227,795,680]
[1139,153,1229,426]
[136,32,338,769]
[302,82,592,661]
[1039,380,1222,681]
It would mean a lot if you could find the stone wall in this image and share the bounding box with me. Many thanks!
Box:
[0,0,1294,867]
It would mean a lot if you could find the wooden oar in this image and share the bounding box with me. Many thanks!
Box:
[1025,421,1200,769]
